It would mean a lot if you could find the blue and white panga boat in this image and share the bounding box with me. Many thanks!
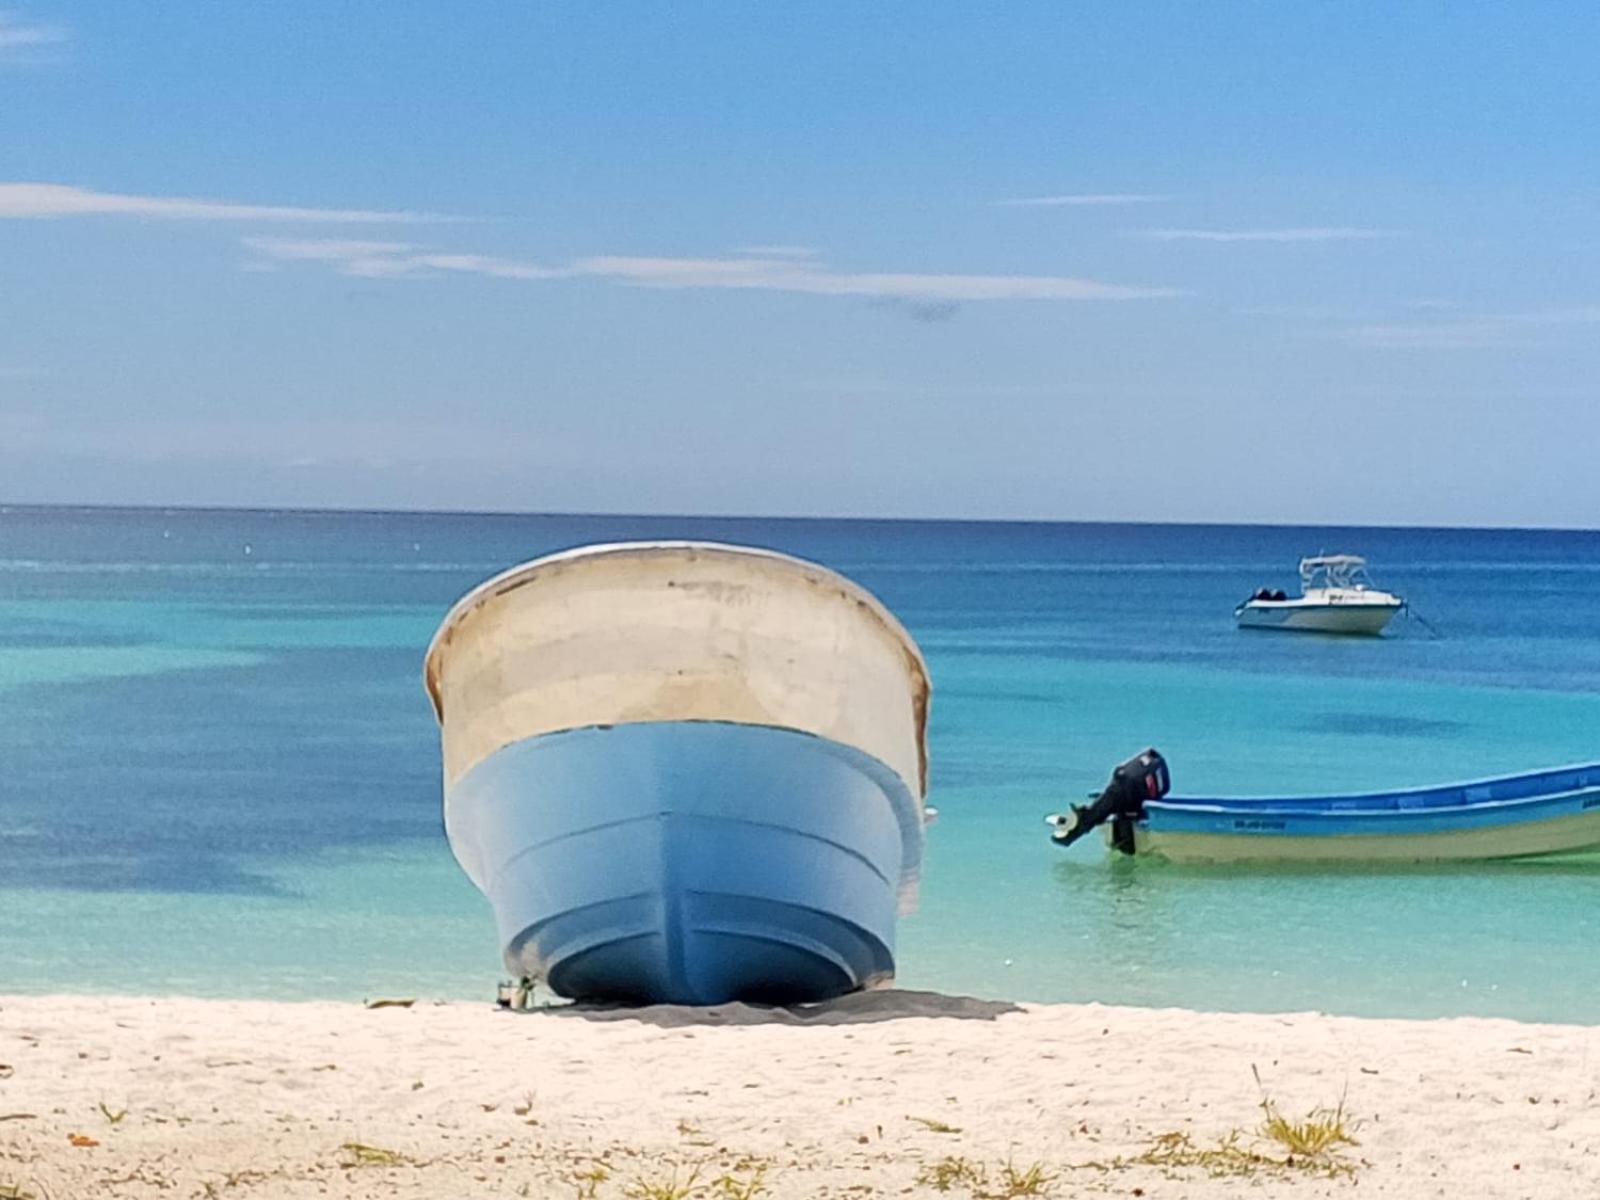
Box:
[1049,750,1600,863]
[424,541,931,1006]
[1236,555,1404,636]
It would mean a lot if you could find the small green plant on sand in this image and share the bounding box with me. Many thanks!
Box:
[624,1164,702,1200]
[1075,1070,1360,1181]
[916,1156,1055,1199]
[1125,1129,1284,1179]
[909,1115,963,1134]
[340,1141,409,1168]
[572,1163,610,1200]
[97,1100,128,1125]
[1108,1122,1358,1182]
[981,1158,1056,1199]
[1257,1093,1357,1158]
[915,1156,985,1193]
[0,1181,36,1200]
[710,1163,771,1200]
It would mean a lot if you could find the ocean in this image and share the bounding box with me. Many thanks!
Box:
[2,506,1598,1022]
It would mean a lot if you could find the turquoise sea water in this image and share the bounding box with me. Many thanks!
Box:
[2,507,1599,1022]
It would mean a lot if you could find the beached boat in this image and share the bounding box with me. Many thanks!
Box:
[1048,750,1600,863]
[1236,554,1404,635]
[424,542,930,1006]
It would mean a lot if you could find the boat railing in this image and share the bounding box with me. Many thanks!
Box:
[1299,554,1376,592]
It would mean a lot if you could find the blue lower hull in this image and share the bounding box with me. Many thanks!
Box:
[1149,762,1600,837]
[1134,763,1600,861]
[445,722,920,1005]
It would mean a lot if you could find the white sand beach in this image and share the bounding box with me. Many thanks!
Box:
[2,990,1596,1199]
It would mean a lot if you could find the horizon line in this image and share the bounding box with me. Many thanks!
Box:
[3,499,1597,536]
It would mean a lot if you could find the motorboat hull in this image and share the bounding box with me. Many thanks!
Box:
[1124,763,1600,863]
[447,720,918,1005]
[1235,599,1400,635]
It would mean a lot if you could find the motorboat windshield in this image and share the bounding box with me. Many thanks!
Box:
[1299,554,1375,592]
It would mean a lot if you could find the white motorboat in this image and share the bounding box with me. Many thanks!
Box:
[1235,554,1403,636]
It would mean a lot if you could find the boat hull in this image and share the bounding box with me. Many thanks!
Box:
[445,720,919,1005]
[1133,809,1600,862]
[1235,601,1400,635]
[1128,764,1600,862]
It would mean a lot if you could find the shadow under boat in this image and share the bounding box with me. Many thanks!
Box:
[532,987,1023,1027]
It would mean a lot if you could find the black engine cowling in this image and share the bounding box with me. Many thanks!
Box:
[1048,748,1170,854]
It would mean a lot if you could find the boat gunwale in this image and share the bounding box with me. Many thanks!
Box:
[1235,598,1403,612]
[1151,762,1600,818]
[422,542,932,793]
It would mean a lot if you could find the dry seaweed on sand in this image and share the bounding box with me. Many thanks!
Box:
[339,1141,411,1167]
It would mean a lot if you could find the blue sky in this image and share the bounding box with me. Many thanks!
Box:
[3,3,1599,525]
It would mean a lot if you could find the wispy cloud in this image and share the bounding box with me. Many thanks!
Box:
[0,11,65,53]
[245,239,1182,304]
[243,238,567,279]
[734,244,818,258]
[1504,306,1600,325]
[1135,227,1398,243]
[1236,303,1371,321]
[0,182,446,223]
[1343,320,1527,350]
[997,193,1170,208]
[1342,307,1600,349]
[240,239,427,276]
[577,255,1178,300]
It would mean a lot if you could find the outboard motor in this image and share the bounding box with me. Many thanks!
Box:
[1046,749,1169,855]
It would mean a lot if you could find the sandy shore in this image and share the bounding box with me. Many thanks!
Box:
[2,990,1596,1199]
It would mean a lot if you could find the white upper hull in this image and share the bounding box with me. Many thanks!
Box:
[1236,591,1401,636]
[424,541,933,907]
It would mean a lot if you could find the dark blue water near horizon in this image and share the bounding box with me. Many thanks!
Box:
[3,504,1599,1020]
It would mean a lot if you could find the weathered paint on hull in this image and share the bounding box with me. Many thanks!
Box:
[1132,808,1600,863]
[445,720,920,1005]
[1236,603,1400,636]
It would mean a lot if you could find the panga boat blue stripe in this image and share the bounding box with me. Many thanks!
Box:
[425,542,931,1005]
[1051,751,1600,863]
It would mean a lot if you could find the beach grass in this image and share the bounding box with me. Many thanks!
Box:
[1258,1094,1358,1158]
[915,1155,1057,1198]
[339,1141,410,1168]
[570,1163,611,1199]
[608,1161,771,1200]
[1065,1073,1362,1183]
[988,1158,1056,1197]
[710,1163,771,1199]
[916,1155,986,1192]
[623,1163,702,1200]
